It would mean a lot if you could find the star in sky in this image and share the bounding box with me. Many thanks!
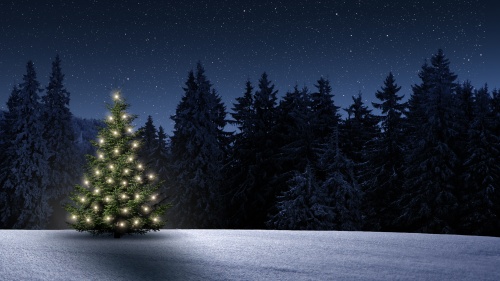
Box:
[0,0,498,132]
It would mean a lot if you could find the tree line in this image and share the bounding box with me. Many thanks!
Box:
[0,57,78,228]
[1,50,499,236]
[165,49,499,236]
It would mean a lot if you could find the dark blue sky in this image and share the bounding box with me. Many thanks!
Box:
[1,0,498,133]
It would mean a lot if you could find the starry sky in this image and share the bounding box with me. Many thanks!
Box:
[1,0,498,133]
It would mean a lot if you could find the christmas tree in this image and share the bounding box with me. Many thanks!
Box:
[66,92,168,238]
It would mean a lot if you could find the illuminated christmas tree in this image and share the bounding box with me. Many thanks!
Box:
[66,92,168,238]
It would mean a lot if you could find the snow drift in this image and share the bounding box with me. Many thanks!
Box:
[0,230,499,280]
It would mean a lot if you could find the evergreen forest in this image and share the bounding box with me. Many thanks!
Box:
[1,50,499,237]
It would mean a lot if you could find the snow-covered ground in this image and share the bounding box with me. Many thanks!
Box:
[0,230,499,280]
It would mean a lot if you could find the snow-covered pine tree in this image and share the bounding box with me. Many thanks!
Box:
[320,128,362,230]
[399,49,460,234]
[267,86,322,230]
[340,93,379,225]
[2,61,51,229]
[42,55,79,228]
[341,93,380,166]
[454,81,475,153]
[138,116,170,199]
[0,86,21,227]
[491,88,500,137]
[138,115,158,159]
[226,80,255,227]
[492,88,500,114]
[169,63,228,228]
[460,85,500,236]
[65,92,168,238]
[405,61,432,143]
[364,72,407,231]
[268,164,333,230]
[273,86,314,191]
[310,77,340,145]
[152,126,170,194]
[228,73,280,228]
[229,80,254,137]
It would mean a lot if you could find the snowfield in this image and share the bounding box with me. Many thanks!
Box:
[0,230,499,280]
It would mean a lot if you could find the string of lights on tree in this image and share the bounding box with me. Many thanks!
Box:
[65,92,169,238]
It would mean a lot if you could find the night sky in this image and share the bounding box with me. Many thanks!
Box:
[1,0,498,133]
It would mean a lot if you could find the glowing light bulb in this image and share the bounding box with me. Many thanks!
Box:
[132,142,138,148]
[93,206,98,210]
[108,116,114,121]
[99,138,104,144]
[153,217,158,222]
[143,206,149,211]
[148,174,154,179]
[105,197,110,202]
[122,114,127,119]
[114,93,120,100]
[113,130,118,136]
[107,178,113,183]
[84,180,89,185]
[134,220,139,225]
[81,197,85,202]
[105,216,111,221]
[109,164,114,170]
[122,181,127,186]
[151,195,156,200]
[114,149,119,154]
[135,194,140,199]
[86,218,91,223]
[94,188,100,194]
[127,127,133,133]
[98,154,104,159]
[72,215,77,220]
[124,168,129,174]
[119,222,124,227]
[128,156,133,162]
[95,170,100,175]
[121,194,127,199]
[123,208,128,213]
[137,164,143,169]
[136,176,141,182]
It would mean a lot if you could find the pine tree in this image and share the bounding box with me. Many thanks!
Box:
[320,129,362,230]
[399,49,459,233]
[153,126,170,195]
[65,93,168,238]
[229,80,254,136]
[491,88,500,136]
[268,164,333,230]
[341,93,379,166]
[42,55,79,228]
[455,81,475,137]
[228,72,280,228]
[138,115,158,158]
[340,93,379,221]
[310,77,340,144]
[2,61,51,229]
[364,72,407,231]
[405,61,432,143]
[0,86,21,227]
[460,85,500,235]
[274,85,314,186]
[226,80,255,227]
[169,63,228,228]
[265,81,344,230]
[267,86,320,229]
